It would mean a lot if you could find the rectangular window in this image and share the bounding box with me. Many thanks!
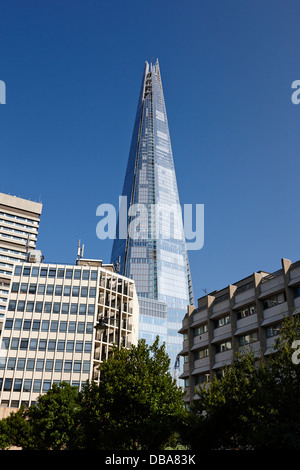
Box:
[46,284,54,295]
[64,286,71,296]
[68,322,76,333]
[73,361,81,372]
[77,322,85,334]
[26,301,34,312]
[40,268,48,277]
[59,322,67,332]
[72,286,80,297]
[84,342,92,353]
[44,302,52,313]
[29,283,37,294]
[31,267,39,277]
[57,269,65,278]
[36,359,44,371]
[38,284,45,294]
[91,270,97,280]
[11,282,19,293]
[17,300,25,312]
[5,319,13,330]
[38,340,47,351]
[57,341,65,351]
[35,301,43,313]
[7,357,16,370]
[23,267,31,277]
[29,339,38,350]
[52,302,61,313]
[23,320,31,330]
[14,319,22,330]
[26,359,35,371]
[86,323,93,334]
[83,361,90,373]
[82,270,89,280]
[8,300,16,311]
[70,303,78,314]
[48,269,56,277]
[75,341,83,352]
[20,339,29,350]
[14,282,22,294]
[33,380,41,392]
[23,379,32,392]
[41,320,49,331]
[74,270,81,280]
[48,340,56,351]
[66,269,73,279]
[55,360,63,371]
[81,287,88,298]
[66,341,74,352]
[88,304,95,315]
[263,292,286,310]
[45,360,54,371]
[55,285,63,296]
[50,320,58,332]
[11,338,19,349]
[17,358,25,370]
[14,265,22,275]
[79,304,86,315]
[64,361,72,372]
[62,303,69,313]
[32,320,40,331]
[4,378,13,391]
[89,287,96,298]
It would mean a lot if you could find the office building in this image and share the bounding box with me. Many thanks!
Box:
[0,192,43,318]
[111,60,193,371]
[179,258,300,404]
[0,256,139,412]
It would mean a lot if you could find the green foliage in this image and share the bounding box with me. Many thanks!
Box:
[77,337,187,449]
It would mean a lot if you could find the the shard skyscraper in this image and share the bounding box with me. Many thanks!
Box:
[111,59,193,372]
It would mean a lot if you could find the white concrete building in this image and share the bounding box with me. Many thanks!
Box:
[0,257,139,410]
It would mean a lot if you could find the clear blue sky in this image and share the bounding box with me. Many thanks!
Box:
[1,0,300,300]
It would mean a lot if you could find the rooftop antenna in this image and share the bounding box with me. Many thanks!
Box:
[77,240,81,259]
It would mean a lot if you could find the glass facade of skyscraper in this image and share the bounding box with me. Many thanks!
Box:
[111,60,193,372]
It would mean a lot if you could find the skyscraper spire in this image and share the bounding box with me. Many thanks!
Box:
[111,59,193,371]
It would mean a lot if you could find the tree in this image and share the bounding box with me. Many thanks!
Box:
[77,337,187,450]
[185,315,300,450]
[25,382,80,450]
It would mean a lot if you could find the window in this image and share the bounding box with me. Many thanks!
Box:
[193,324,207,336]
[81,287,88,297]
[8,300,16,311]
[5,319,13,330]
[74,270,81,280]
[64,361,72,372]
[73,362,81,372]
[29,283,37,294]
[239,331,258,346]
[79,304,86,315]
[70,303,78,314]
[88,304,95,315]
[14,265,22,275]
[23,380,32,392]
[84,342,92,353]
[46,285,54,295]
[17,358,25,370]
[38,284,45,294]
[23,267,31,277]
[50,321,58,332]
[55,285,63,296]
[48,340,56,351]
[57,341,65,351]
[20,283,28,293]
[43,381,51,392]
[236,305,256,320]
[194,348,209,360]
[11,338,19,349]
[11,282,19,293]
[45,360,54,371]
[52,302,60,313]
[216,341,232,353]
[40,268,48,277]
[59,322,67,332]
[44,302,52,313]
[66,269,73,279]
[29,339,38,350]
[75,341,83,352]
[20,339,28,350]
[83,361,90,373]
[7,357,16,370]
[64,286,71,296]
[266,324,281,338]
[23,320,31,330]
[68,322,76,333]
[33,380,41,392]
[89,287,96,298]
[91,270,97,280]
[263,292,286,310]
[14,319,22,330]
[57,269,65,278]
[41,320,49,331]
[294,287,300,298]
[72,286,80,297]
[215,315,230,328]
[35,301,43,313]
[82,270,89,280]
[26,359,35,371]
[55,360,63,371]
[26,301,34,312]
[38,340,47,351]
[4,378,12,391]
[17,301,25,312]
[31,267,39,277]
[36,359,44,371]
[86,323,93,334]
[49,269,56,277]
[66,341,74,352]
[62,303,69,313]
[32,320,40,331]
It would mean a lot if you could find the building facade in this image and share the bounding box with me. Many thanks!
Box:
[0,257,139,410]
[179,258,300,404]
[0,192,42,319]
[111,60,193,371]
